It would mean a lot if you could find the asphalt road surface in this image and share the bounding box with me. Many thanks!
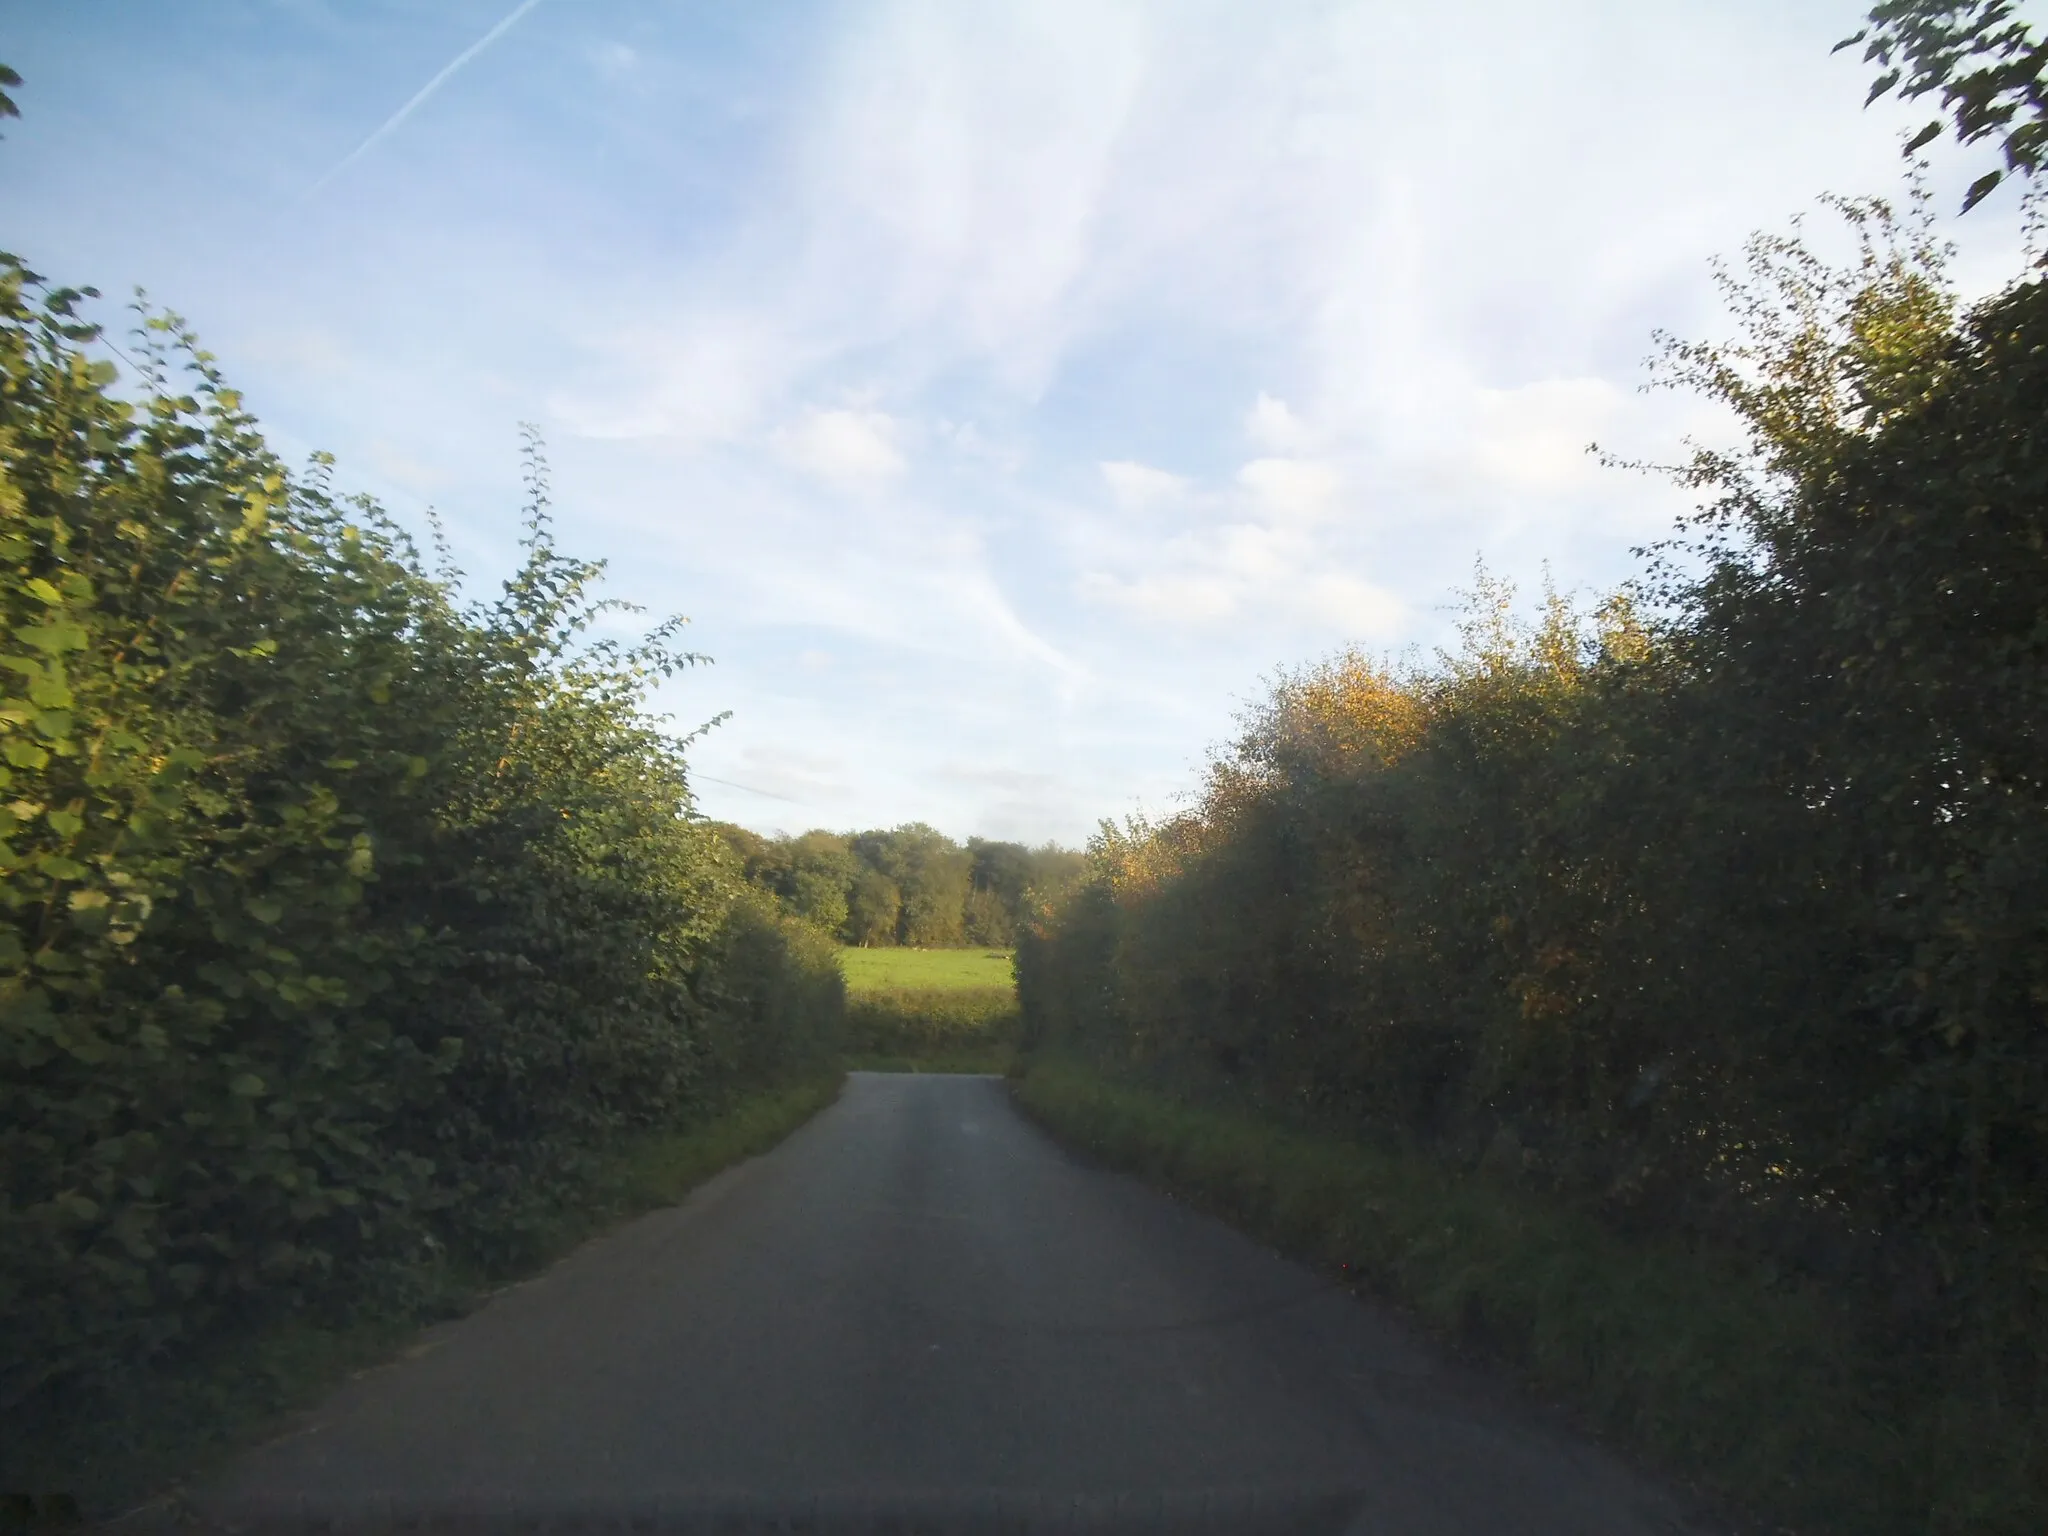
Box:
[184,1073,1709,1535]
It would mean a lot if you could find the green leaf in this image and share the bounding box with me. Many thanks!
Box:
[14,622,88,654]
[27,671,71,709]
[228,1073,266,1097]
[153,747,205,782]
[245,896,285,925]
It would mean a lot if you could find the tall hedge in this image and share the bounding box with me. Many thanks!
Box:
[1018,198,2047,1403]
[0,256,843,1413]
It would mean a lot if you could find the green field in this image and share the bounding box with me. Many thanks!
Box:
[838,946,1016,993]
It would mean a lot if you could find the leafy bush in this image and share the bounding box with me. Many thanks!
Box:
[0,256,843,1415]
[1017,196,2048,1533]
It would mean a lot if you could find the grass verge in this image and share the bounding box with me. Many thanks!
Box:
[5,1074,846,1524]
[844,986,1019,1072]
[1008,1053,2042,1536]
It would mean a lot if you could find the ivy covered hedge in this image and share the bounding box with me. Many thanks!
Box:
[0,255,844,1416]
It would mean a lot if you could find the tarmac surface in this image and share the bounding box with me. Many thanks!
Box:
[188,1072,1709,1534]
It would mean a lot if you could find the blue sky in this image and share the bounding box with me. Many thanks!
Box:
[2,1,2035,843]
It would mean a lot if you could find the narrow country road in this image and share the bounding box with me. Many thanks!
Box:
[185,1074,1707,1534]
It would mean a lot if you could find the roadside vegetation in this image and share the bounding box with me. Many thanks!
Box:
[7,1075,841,1518]
[0,172,847,1507]
[1010,1058,1904,1531]
[1015,10,2048,1533]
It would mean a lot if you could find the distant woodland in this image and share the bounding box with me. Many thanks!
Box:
[709,823,1083,948]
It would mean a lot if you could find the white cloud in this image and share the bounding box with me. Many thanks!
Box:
[1079,568,1239,624]
[1245,392,1313,452]
[938,419,1023,473]
[1077,453,1398,638]
[1100,459,1188,508]
[1468,377,1623,493]
[1081,553,1403,640]
[1297,571,1405,635]
[775,408,906,487]
[785,0,1152,391]
[1235,457,1340,523]
[550,311,805,445]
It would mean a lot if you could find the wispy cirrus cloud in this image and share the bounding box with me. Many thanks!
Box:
[12,0,2030,842]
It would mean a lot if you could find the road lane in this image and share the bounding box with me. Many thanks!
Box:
[191,1073,1706,1533]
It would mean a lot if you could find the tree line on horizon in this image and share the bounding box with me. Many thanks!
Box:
[710,822,1083,950]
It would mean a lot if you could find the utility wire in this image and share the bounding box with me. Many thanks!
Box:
[693,773,806,805]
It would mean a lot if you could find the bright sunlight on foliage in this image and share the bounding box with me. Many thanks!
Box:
[1018,186,2048,1533]
[0,256,845,1422]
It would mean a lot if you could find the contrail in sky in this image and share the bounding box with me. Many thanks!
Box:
[307,0,545,196]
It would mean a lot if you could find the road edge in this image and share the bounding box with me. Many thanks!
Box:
[36,1074,849,1528]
